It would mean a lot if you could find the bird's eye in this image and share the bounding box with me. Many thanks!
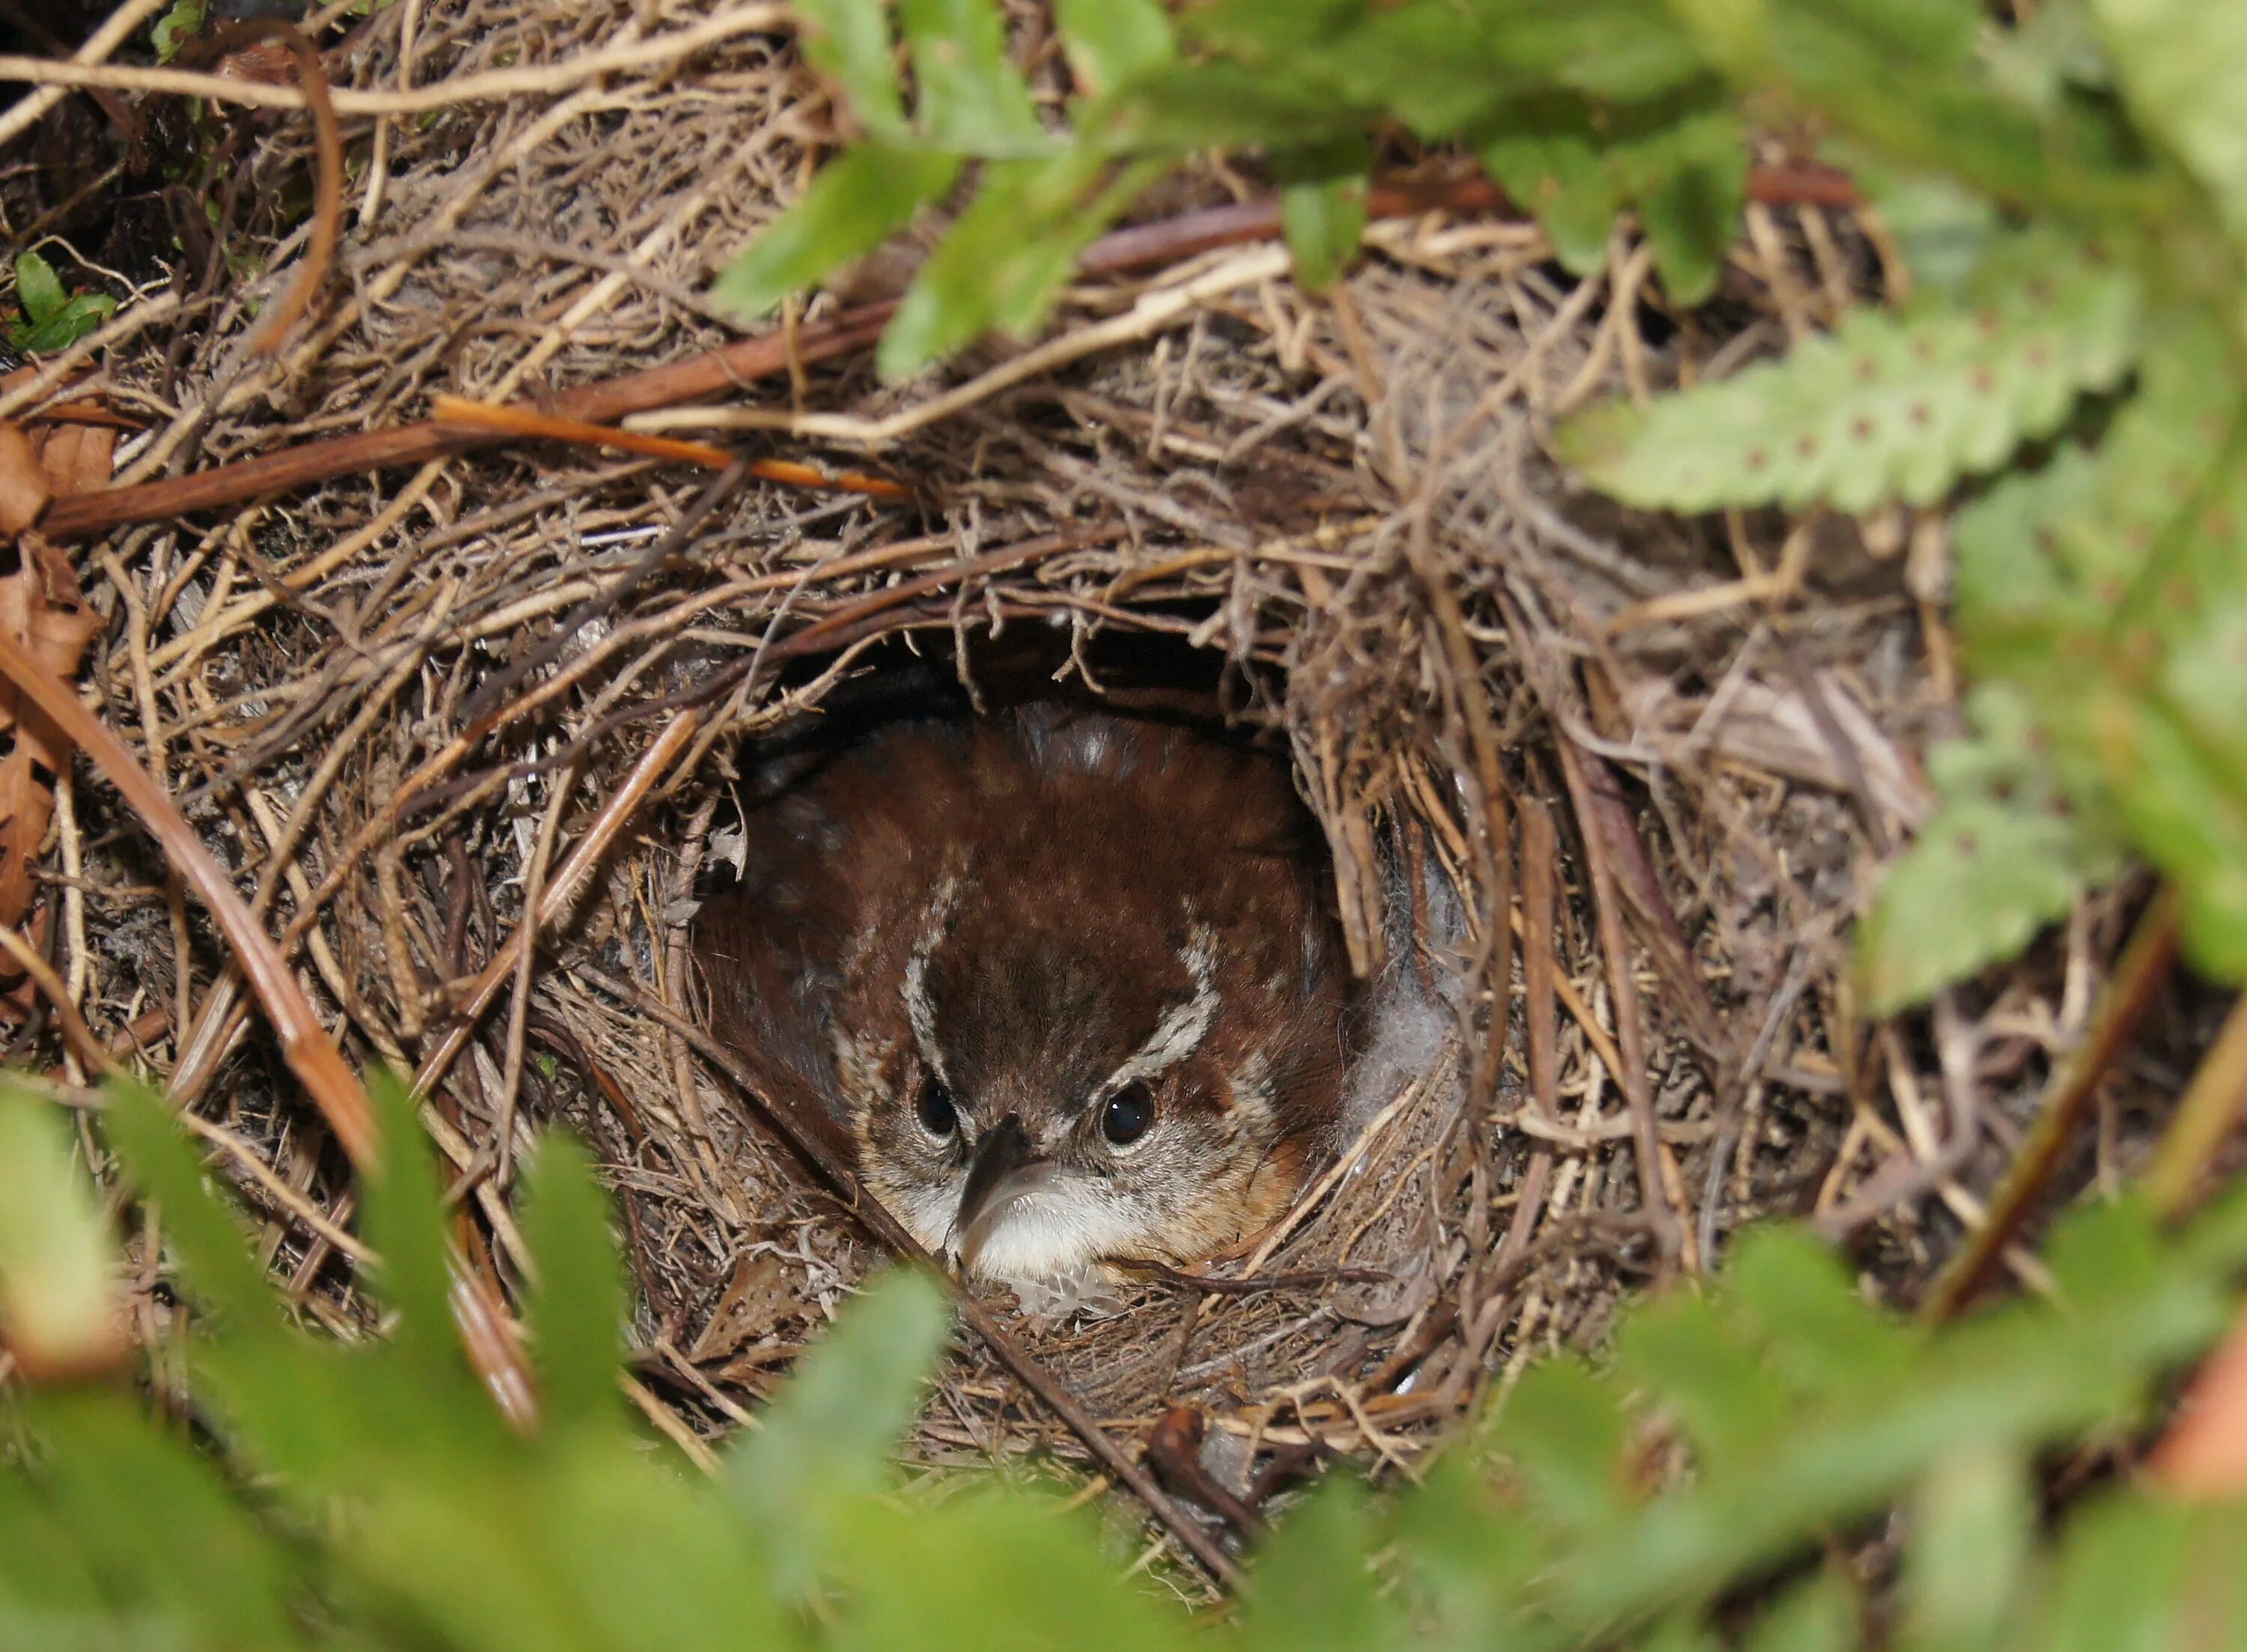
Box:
[914,1077,958,1138]
[1101,1084,1155,1147]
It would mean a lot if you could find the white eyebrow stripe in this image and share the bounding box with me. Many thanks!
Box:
[1100,923,1219,1093]
[903,869,962,1084]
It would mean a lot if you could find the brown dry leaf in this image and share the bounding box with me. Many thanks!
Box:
[28,422,118,499]
[215,37,298,85]
[0,533,103,992]
[0,397,115,1017]
[0,424,52,538]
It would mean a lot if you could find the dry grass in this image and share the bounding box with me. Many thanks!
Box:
[1,0,2208,1579]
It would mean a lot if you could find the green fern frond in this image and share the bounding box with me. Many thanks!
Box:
[1556,235,2139,514]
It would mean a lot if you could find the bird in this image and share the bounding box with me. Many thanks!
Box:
[691,702,1354,1286]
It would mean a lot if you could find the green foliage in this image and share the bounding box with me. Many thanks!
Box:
[5,252,116,355]
[711,0,1745,374]
[1556,231,2140,512]
[6,1079,2247,1650]
[1541,0,2247,1005]
[150,0,206,64]
[0,1090,116,1375]
[1858,685,2127,1015]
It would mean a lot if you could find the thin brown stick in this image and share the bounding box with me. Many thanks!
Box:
[1494,799,1561,1284]
[411,710,703,1102]
[0,6,790,115]
[1923,886,2182,1320]
[0,624,375,1164]
[202,22,341,356]
[40,163,1854,541]
[38,309,895,537]
[2145,988,2247,1221]
[427,395,914,500]
[1145,1405,1261,1537]
[0,920,109,1075]
[586,966,1245,1588]
[1556,735,1683,1263]
[1117,1260,1390,1296]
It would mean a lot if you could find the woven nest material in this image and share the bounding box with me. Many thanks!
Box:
[10,0,2204,1557]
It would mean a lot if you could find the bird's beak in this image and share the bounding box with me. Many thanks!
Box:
[945,1113,1055,1274]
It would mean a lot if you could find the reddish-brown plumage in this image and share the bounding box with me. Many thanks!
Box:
[693,705,1353,1281]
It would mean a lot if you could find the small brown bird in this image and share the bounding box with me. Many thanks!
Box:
[694,704,1352,1284]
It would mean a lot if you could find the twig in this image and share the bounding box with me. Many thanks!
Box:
[455,459,750,733]
[1144,1405,1261,1537]
[410,710,703,1102]
[200,22,341,356]
[40,164,1853,540]
[428,396,913,499]
[0,607,552,1424]
[0,6,789,115]
[1115,1260,1391,1296]
[0,625,376,1162]
[1923,886,2182,1319]
[0,0,169,150]
[1555,735,1684,1263]
[2145,988,2247,1221]
[38,308,894,537]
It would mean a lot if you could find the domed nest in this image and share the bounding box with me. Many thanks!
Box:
[16,0,2189,1584]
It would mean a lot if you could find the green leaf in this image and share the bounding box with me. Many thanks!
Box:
[2087,0,2247,252]
[524,1436,795,1652]
[1487,1358,1630,1534]
[13,252,66,323]
[712,144,962,319]
[1182,0,1359,58]
[2031,1494,2193,1652]
[1388,1453,1547,1647]
[1557,233,2141,513]
[876,150,1159,378]
[1320,5,1513,136]
[0,1470,106,1623]
[793,0,906,135]
[1846,160,2004,297]
[1054,0,1175,97]
[356,1070,464,1390]
[1125,61,1376,151]
[722,1264,952,1591]
[0,1087,118,1377]
[100,1078,276,1332]
[899,0,1044,151]
[1481,127,1617,274]
[2088,678,2247,982]
[1276,139,1371,292]
[1718,1225,1913,1399]
[1902,1447,2031,1651]
[150,0,205,64]
[1234,1478,1406,1652]
[1611,1288,1791,1472]
[1985,0,2113,116]
[26,1391,306,1651]
[834,1485,1177,1652]
[1489,0,1713,101]
[1742,1569,1858,1652]
[1858,684,2127,1014]
[517,1132,627,1434]
[1624,108,1747,305]
[18,294,115,355]
[1962,312,2239,640]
